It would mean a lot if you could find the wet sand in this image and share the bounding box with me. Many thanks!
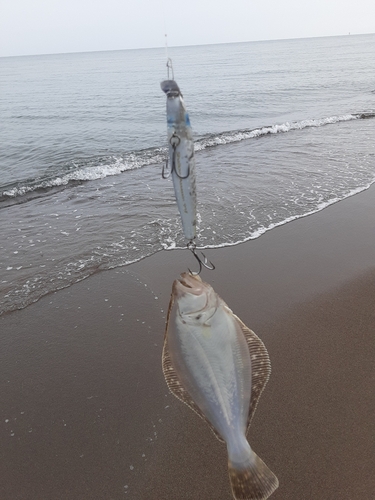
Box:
[1,185,375,499]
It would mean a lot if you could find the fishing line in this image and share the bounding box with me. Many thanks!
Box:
[161,0,174,79]
[159,2,214,273]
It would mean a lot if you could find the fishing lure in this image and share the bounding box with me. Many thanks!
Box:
[161,79,197,242]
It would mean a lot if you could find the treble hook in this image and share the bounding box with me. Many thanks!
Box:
[187,241,215,275]
[162,132,190,179]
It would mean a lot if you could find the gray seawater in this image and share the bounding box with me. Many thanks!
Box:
[1,34,375,314]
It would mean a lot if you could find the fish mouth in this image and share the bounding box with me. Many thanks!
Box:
[173,272,218,319]
[176,272,203,294]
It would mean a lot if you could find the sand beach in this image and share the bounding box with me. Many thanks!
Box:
[1,184,375,499]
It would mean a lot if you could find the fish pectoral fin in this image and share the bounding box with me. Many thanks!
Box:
[228,452,279,500]
[162,338,225,444]
[232,315,272,434]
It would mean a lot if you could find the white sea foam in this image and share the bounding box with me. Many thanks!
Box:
[195,181,375,251]
[1,114,361,200]
[194,114,359,151]
[2,152,165,199]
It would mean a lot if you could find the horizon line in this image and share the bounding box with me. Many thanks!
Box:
[1,31,374,59]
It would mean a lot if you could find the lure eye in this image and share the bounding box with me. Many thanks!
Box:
[160,80,180,97]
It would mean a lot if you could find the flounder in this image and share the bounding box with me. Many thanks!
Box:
[162,272,278,500]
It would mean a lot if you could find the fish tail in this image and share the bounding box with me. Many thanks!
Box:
[228,452,279,500]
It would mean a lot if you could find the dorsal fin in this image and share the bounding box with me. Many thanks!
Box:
[232,314,271,434]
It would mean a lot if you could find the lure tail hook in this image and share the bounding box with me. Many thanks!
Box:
[187,242,215,275]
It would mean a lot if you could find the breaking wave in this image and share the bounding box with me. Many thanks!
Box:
[1,112,372,202]
[0,149,166,203]
[195,113,363,150]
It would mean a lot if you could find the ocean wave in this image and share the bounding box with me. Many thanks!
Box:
[194,113,362,150]
[1,150,165,200]
[1,112,371,201]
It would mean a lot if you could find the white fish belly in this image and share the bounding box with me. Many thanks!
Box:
[168,304,252,443]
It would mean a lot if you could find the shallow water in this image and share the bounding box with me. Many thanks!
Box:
[1,34,375,313]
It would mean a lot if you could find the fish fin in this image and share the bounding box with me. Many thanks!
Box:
[233,315,271,434]
[228,453,279,500]
[162,293,225,443]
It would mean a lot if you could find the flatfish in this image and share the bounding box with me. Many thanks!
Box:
[162,272,278,500]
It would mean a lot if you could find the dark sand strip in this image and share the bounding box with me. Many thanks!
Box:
[1,185,375,499]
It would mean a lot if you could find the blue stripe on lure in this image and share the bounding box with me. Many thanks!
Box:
[161,80,197,242]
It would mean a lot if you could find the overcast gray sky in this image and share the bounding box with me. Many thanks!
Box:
[1,0,374,57]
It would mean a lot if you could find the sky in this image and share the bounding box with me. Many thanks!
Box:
[1,0,375,57]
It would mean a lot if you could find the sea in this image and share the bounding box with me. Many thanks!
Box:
[1,34,375,315]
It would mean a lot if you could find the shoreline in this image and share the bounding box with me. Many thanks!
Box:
[2,177,375,318]
[1,184,375,499]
